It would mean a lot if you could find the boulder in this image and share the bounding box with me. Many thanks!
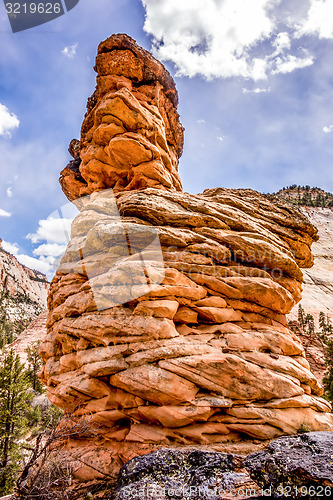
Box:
[244,432,333,498]
[111,448,240,500]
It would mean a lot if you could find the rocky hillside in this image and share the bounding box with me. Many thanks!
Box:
[273,185,333,207]
[9,311,48,364]
[0,239,48,344]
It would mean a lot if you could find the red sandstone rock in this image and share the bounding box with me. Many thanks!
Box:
[39,34,333,484]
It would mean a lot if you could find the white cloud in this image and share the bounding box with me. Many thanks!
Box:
[62,43,78,59]
[33,243,67,258]
[140,0,330,80]
[15,254,52,276]
[271,53,314,74]
[242,87,271,94]
[25,209,78,279]
[1,239,51,276]
[272,32,291,53]
[3,204,78,280]
[0,103,19,137]
[0,208,11,217]
[296,0,333,39]
[1,240,19,254]
[323,124,333,133]
[142,0,274,80]
[27,217,74,245]
[6,186,12,198]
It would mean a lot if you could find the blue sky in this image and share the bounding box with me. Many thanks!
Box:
[0,0,333,277]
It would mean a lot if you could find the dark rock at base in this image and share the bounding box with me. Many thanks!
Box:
[243,431,333,499]
[110,448,242,499]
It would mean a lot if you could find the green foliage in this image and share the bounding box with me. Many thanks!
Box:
[298,304,305,328]
[0,292,36,349]
[26,403,63,434]
[323,340,333,403]
[0,342,64,495]
[297,423,313,434]
[27,405,42,428]
[305,313,315,335]
[277,186,333,207]
[0,349,32,495]
[319,313,333,401]
[295,306,316,337]
[0,294,14,348]
[25,342,44,393]
[293,306,333,403]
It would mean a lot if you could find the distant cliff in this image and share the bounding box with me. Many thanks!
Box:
[288,206,333,322]
[0,239,48,343]
[269,189,333,322]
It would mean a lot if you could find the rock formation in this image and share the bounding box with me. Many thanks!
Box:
[39,34,333,482]
[60,34,183,201]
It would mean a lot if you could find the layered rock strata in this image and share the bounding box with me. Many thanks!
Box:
[39,34,333,480]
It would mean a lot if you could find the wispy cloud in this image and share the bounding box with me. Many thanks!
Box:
[271,53,314,75]
[323,124,333,133]
[2,234,68,277]
[6,186,13,198]
[62,43,78,59]
[242,87,271,94]
[0,103,19,137]
[0,208,11,217]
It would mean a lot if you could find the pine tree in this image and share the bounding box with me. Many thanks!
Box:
[324,340,333,402]
[0,294,14,348]
[0,349,32,495]
[298,304,305,330]
[304,313,315,336]
[25,342,44,393]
